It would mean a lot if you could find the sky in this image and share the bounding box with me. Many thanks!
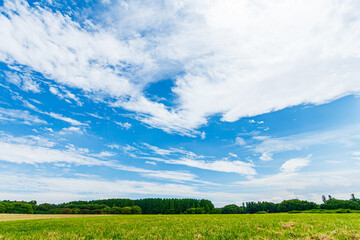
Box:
[0,0,360,207]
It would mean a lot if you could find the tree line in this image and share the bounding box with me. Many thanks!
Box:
[0,195,359,215]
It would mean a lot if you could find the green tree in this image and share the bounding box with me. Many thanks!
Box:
[60,208,72,214]
[131,206,142,214]
[0,203,5,213]
[121,207,132,214]
[222,204,240,214]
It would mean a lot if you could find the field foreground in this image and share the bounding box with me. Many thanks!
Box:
[0,213,359,239]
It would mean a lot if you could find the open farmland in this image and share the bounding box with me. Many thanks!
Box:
[0,213,360,239]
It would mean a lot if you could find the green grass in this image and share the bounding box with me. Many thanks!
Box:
[0,213,360,239]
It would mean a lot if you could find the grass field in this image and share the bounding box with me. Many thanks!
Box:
[0,213,359,239]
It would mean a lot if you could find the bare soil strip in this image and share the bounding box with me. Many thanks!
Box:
[0,214,109,222]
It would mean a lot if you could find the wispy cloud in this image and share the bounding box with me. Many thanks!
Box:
[0,107,46,125]
[147,157,256,176]
[48,112,85,126]
[3,71,41,93]
[19,98,87,127]
[115,121,132,130]
[280,155,311,173]
[1,0,359,135]
[118,143,256,175]
[0,133,206,183]
[248,124,360,161]
[49,86,82,106]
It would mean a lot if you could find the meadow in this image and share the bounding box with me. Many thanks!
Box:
[0,213,360,239]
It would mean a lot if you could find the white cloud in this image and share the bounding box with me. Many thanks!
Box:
[140,170,197,182]
[121,143,256,175]
[142,143,174,156]
[20,97,87,127]
[2,170,358,205]
[252,124,360,160]
[1,0,360,135]
[0,134,206,183]
[49,86,82,106]
[259,152,273,162]
[0,132,55,147]
[0,1,145,97]
[235,137,246,146]
[174,158,256,175]
[87,113,105,119]
[107,144,121,149]
[91,151,115,158]
[229,153,237,158]
[0,173,261,206]
[0,107,46,125]
[49,112,85,126]
[58,126,84,135]
[115,121,132,130]
[0,141,106,166]
[353,152,360,163]
[142,156,256,176]
[3,71,41,93]
[0,174,199,203]
[145,161,157,165]
[280,155,311,172]
[234,167,360,203]
[21,75,41,93]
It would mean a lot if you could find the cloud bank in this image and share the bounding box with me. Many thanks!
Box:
[1,0,360,136]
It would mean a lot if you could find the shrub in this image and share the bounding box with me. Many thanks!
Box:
[210,208,222,214]
[91,209,102,214]
[131,206,142,214]
[60,208,72,214]
[255,211,268,214]
[121,207,132,214]
[336,209,351,213]
[80,209,91,214]
[185,208,205,214]
[288,210,302,214]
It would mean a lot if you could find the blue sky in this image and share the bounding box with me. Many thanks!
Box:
[0,0,360,206]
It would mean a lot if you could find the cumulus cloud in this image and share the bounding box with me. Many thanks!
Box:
[1,0,360,135]
[58,126,84,135]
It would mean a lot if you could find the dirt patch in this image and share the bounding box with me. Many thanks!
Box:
[281,222,295,229]
[0,214,111,222]
[305,234,335,240]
